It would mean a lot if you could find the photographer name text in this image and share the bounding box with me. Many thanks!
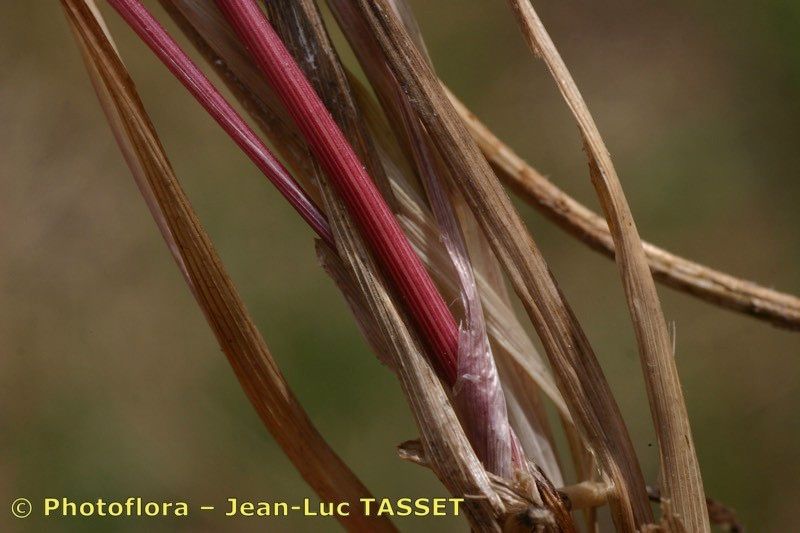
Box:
[16,496,463,519]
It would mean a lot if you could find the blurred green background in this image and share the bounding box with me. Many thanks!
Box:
[2,1,799,531]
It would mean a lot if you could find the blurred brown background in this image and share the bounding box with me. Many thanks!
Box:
[1,1,798,531]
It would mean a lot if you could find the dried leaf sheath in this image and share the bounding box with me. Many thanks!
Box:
[381,27,514,484]
[411,123,513,479]
[60,2,391,531]
[300,71,510,527]
[383,0,560,484]
[347,1,652,529]
[505,1,708,529]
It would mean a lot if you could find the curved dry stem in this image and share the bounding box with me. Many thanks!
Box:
[447,87,800,331]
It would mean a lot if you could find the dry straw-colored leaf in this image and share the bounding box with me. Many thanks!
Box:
[505,1,708,530]
[60,2,391,531]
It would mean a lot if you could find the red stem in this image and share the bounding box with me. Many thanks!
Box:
[213,0,459,383]
[107,0,459,384]
[106,0,332,244]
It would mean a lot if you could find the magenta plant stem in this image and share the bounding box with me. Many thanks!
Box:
[106,0,332,244]
[213,0,460,383]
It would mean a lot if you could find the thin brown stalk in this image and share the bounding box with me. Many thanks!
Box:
[61,2,391,530]
[365,0,800,334]
[448,90,800,331]
[347,0,653,529]
[505,2,708,530]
